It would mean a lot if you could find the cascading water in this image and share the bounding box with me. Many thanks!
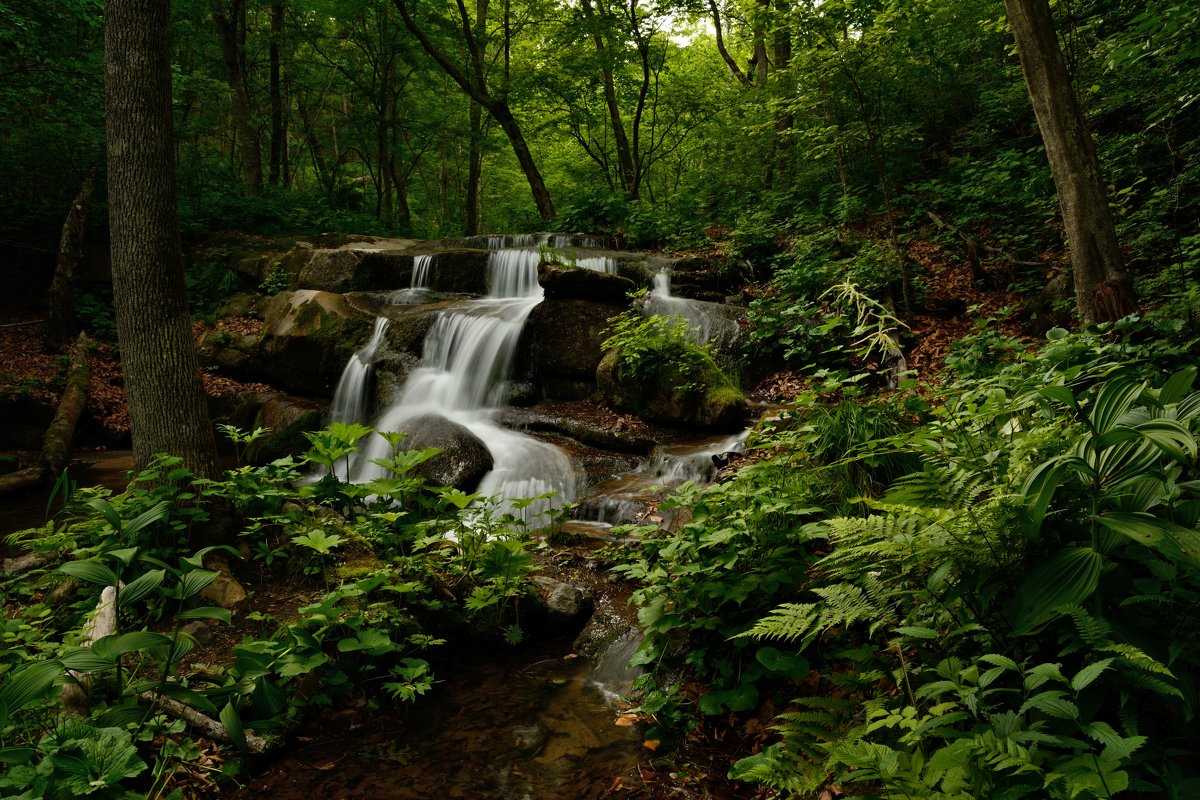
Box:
[329,254,437,431]
[644,270,740,351]
[330,316,390,426]
[354,247,576,525]
[575,256,617,274]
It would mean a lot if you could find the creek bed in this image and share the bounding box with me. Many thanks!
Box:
[233,637,646,800]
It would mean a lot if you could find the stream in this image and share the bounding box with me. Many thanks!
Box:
[233,636,647,800]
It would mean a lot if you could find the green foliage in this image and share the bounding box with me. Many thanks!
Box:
[602,307,714,393]
[615,325,1200,797]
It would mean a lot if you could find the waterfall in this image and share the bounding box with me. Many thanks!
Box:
[575,256,617,274]
[356,246,576,525]
[330,316,390,426]
[487,235,507,249]
[644,270,740,351]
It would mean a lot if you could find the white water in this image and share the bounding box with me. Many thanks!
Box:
[644,270,740,350]
[330,317,390,427]
[354,247,576,525]
[575,256,617,274]
[649,430,749,484]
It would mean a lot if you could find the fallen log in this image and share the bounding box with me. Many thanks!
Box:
[0,552,54,576]
[137,692,271,754]
[0,332,90,497]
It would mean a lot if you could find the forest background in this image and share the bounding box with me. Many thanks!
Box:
[3,1,1200,799]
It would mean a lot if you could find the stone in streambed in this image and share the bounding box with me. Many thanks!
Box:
[388,414,494,492]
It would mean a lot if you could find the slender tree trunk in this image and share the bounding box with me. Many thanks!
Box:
[213,0,263,196]
[45,168,97,350]
[1004,0,1135,323]
[105,0,220,483]
[268,1,285,185]
[392,0,555,219]
[466,99,483,235]
[581,0,636,198]
[708,0,749,85]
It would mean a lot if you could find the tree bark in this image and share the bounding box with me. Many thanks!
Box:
[1004,0,1135,324]
[44,169,97,351]
[105,0,221,483]
[212,0,264,197]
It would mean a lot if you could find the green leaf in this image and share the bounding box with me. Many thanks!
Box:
[698,683,759,715]
[1012,547,1105,634]
[60,558,119,586]
[0,747,37,765]
[60,648,116,672]
[95,703,151,729]
[1019,689,1079,719]
[0,660,63,728]
[978,654,1020,672]
[86,496,123,529]
[1095,512,1200,566]
[92,631,174,659]
[176,606,232,625]
[179,570,220,599]
[1158,367,1196,406]
[1088,376,1145,434]
[755,646,809,678]
[123,500,172,537]
[1020,458,1074,537]
[893,626,939,639]
[220,701,248,752]
[1071,658,1115,692]
[119,569,166,607]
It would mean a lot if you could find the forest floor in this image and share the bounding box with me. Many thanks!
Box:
[0,233,1039,799]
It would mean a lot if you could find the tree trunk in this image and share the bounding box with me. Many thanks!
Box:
[268,1,285,186]
[212,0,263,197]
[391,0,555,220]
[581,0,636,199]
[466,99,483,235]
[44,168,97,351]
[1004,0,1135,324]
[0,333,90,497]
[105,0,221,483]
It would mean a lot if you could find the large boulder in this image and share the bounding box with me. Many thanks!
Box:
[596,347,748,431]
[293,239,491,295]
[537,264,636,305]
[258,290,371,396]
[390,413,494,492]
[517,300,621,401]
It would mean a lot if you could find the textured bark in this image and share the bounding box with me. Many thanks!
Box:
[105,0,221,483]
[1004,0,1135,324]
[44,169,97,350]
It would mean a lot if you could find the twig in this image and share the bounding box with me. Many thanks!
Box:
[0,319,46,328]
[138,692,271,754]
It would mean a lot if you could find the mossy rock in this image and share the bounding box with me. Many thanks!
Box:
[596,347,748,431]
[257,290,371,396]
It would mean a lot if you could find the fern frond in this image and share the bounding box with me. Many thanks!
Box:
[887,464,995,510]
[736,603,820,644]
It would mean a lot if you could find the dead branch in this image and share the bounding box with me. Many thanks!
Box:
[138,692,271,754]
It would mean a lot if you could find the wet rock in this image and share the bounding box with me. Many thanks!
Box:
[528,576,592,633]
[516,299,621,399]
[537,264,636,306]
[257,290,371,396]
[246,396,326,464]
[390,414,494,492]
[495,407,656,455]
[198,556,247,612]
[596,348,748,431]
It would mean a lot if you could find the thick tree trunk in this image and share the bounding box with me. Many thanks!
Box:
[213,0,263,197]
[105,0,221,483]
[1004,0,1135,324]
[44,168,97,350]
